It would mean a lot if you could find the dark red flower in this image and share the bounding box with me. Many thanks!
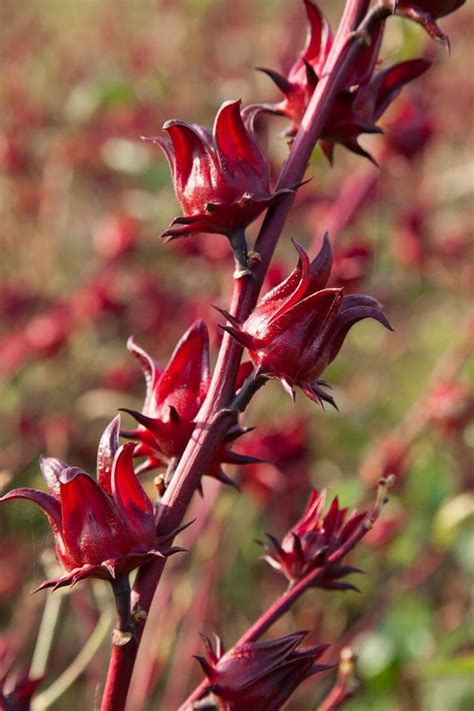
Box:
[383,97,434,160]
[425,380,474,438]
[395,0,466,45]
[332,241,373,291]
[0,647,41,711]
[195,631,330,710]
[253,0,431,162]
[145,100,294,277]
[93,213,139,261]
[261,489,366,589]
[236,418,310,505]
[122,321,210,470]
[400,0,466,17]
[122,321,257,488]
[219,235,392,406]
[0,417,177,591]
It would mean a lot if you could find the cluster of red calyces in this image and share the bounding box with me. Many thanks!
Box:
[219,235,392,406]
[145,100,296,277]
[251,0,431,163]
[194,631,331,710]
[0,417,181,592]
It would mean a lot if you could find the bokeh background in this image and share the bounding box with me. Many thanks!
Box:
[0,0,473,709]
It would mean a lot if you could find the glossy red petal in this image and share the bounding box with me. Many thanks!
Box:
[142,135,175,170]
[245,241,311,333]
[235,360,255,390]
[156,320,210,419]
[96,415,120,495]
[127,336,164,417]
[308,233,333,293]
[271,288,343,359]
[111,443,155,544]
[59,467,128,565]
[163,120,216,197]
[214,100,268,181]
[325,294,393,363]
[294,488,327,536]
[300,0,333,77]
[212,632,307,689]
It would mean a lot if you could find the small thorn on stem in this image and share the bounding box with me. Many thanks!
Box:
[112,628,133,647]
[111,575,134,642]
[154,474,166,497]
[132,605,147,623]
[348,28,371,47]
[229,229,253,279]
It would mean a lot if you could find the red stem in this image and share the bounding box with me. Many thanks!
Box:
[182,478,389,708]
[100,2,383,708]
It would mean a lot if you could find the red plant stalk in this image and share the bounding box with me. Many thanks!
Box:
[125,478,221,710]
[181,474,393,708]
[100,2,393,708]
[316,647,358,711]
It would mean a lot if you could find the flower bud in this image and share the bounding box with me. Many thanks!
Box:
[220,236,392,406]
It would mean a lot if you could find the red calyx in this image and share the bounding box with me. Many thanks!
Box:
[195,631,331,710]
[219,235,392,407]
[0,417,181,592]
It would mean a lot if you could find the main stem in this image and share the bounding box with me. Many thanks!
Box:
[100,2,379,708]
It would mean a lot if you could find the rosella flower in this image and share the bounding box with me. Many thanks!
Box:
[0,648,41,711]
[219,235,392,406]
[236,418,310,504]
[144,99,295,277]
[261,481,394,588]
[383,97,434,160]
[0,417,178,591]
[332,242,373,291]
[395,0,466,45]
[122,321,259,488]
[253,0,431,162]
[261,489,366,589]
[425,380,474,438]
[194,631,330,710]
[122,321,210,470]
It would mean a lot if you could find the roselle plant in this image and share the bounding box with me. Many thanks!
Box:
[0,1,469,710]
